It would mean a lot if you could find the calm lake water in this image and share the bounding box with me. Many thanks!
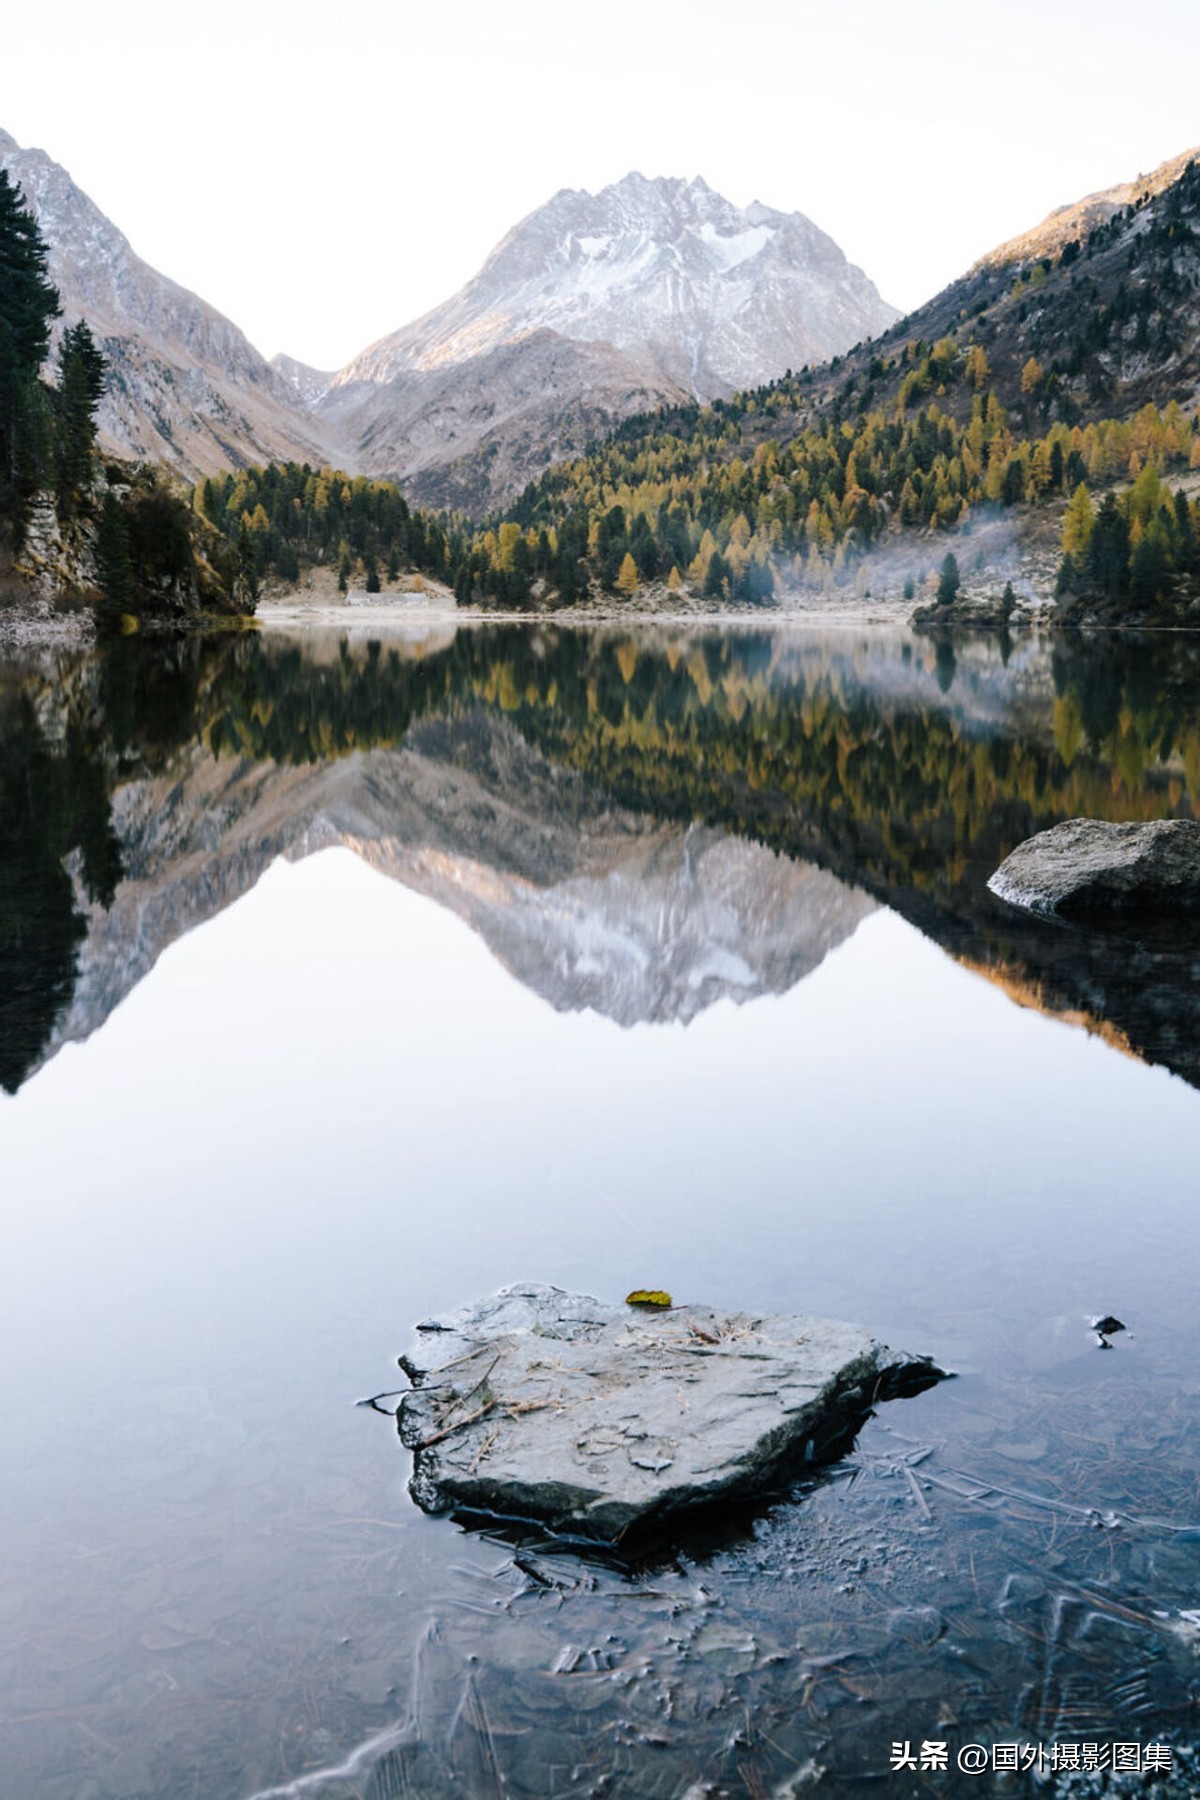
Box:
[3,619,1200,1799]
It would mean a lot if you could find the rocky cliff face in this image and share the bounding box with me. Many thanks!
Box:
[312,173,898,509]
[0,130,334,480]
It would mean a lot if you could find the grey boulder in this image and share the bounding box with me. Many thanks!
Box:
[988,818,1200,920]
[395,1283,944,1543]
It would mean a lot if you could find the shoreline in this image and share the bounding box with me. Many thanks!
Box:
[255,584,1049,634]
[6,587,1199,649]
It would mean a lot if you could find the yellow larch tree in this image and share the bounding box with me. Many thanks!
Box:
[616,551,640,596]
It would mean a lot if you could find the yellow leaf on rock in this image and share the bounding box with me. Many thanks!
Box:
[625,1289,673,1309]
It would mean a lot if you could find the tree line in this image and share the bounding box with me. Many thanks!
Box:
[195,461,459,600]
[198,390,1200,614]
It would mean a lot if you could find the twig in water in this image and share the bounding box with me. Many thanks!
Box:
[356,1389,407,1415]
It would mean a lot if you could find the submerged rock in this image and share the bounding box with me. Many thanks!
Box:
[395,1283,945,1543]
[988,818,1200,921]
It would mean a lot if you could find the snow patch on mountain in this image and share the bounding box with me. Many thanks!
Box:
[698,220,775,270]
[271,353,336,409]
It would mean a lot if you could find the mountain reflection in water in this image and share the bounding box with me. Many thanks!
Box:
[4,621,1200,1095]
[6,618,1200,1800]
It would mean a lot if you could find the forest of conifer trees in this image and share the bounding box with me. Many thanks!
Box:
[196,386,1200,620]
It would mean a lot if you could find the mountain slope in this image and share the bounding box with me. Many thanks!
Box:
[0,129,335,480]
[808,145,1200,432]
[319,328,690,514]
[310,173,898,511]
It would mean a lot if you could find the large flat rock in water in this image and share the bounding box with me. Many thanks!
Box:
[396,1284,944,1542]
[989,818,1200,920]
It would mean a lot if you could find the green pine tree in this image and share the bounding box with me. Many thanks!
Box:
[95,490,134,615]
[237,519,260,605]
[55,320,106,514]
[0,168,61,533]
[937,552,961,605]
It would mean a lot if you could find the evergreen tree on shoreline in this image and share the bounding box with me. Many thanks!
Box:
[95,490,134,614]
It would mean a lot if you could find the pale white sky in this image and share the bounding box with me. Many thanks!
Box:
[4,0,1199,371]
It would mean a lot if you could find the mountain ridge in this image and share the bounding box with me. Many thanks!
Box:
[978,145,1200,270]
[807,143,1200,435]
[331,171,898,396]
[0,138,899,513]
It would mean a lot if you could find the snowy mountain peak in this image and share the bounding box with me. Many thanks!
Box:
[333,171,898,400]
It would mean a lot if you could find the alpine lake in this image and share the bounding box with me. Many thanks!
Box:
[3,613,1200,1800]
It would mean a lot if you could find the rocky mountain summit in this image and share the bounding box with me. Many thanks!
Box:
[314,173,898,508]
[0,130,332,480]
[337,173,896,397]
